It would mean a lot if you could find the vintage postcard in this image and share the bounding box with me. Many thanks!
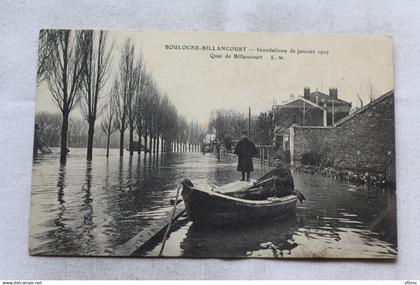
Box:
[30,30,396,258]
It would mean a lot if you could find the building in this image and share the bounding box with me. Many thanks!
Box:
[288,91,395,182]
[303,87,352,125]
[273,87,352,157]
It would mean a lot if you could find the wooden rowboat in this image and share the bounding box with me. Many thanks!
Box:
[181,179,298,225]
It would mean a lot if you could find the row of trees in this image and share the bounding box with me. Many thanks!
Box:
[36,112,120,149]
[37,29,205,162]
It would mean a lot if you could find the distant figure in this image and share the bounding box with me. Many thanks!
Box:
[234,131,258,181]
[257,155,295,198]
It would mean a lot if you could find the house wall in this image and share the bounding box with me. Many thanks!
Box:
[274,101,324,134]
[290,92,395,180]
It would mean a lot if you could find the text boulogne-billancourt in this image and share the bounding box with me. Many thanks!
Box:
[165,44,247,52]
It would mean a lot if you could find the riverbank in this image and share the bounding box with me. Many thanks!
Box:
[294,164,394,188]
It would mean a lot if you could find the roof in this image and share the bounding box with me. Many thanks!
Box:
[334,90,394,126]
[309,91,351,105]
[276,97,323,110]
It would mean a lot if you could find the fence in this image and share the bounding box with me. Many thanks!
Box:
[255,144,276,176]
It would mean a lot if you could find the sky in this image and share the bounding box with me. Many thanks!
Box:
[36,31,394,126]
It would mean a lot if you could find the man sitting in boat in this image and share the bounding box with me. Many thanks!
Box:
[253,155,295,199]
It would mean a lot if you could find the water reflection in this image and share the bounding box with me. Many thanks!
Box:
[80,161,94,249]
[178,215,301,258]
[30,148,397,258]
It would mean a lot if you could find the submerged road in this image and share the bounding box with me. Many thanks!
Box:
[30,148,396,258]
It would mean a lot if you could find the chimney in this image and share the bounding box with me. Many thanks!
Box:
[329,88,338,100]
[304,87,310,99]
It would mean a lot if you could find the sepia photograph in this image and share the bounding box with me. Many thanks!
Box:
[29,30,396,259]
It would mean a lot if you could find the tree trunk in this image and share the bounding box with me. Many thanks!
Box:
[86,120,94,160]
[143,133,148,154]
[148,135,153,154]
[129,126,134,156]
[137,132,141,154]
[106,132,111,158]
[153,137,157,154]
[119,128,124,157]
[156,136,160,154]
[60,112,69,163]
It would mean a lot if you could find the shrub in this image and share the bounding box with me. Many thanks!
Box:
[301,149,334,167]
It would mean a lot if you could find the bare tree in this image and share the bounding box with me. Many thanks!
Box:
[134,81,144,154]
[208,109,247,147]
[113,76,126,156]
[159,95,171,152]
[101,83,118,158]
[356,93,364,108]
[114,39,135,156]
[150,89,161,153]
[80,30,113,160]
[35,112,62,147]
[37,30,59,83]
[45,30,87,163]
[160,98,178,152]
[68,117,88,148]
[142,75,154,154]
[367,78,376,102]
[134,68,149,154]
[255,111,274,145]
[126,53,144,156]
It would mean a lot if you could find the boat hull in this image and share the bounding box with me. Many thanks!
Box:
[181,183,298,225]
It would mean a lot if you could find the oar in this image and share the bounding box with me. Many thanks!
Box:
[158,183,182,257]
[251,176,275,188]
[233,176,275,194]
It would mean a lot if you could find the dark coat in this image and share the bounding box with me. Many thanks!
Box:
[234,138,258,172]
[257,165,295,197]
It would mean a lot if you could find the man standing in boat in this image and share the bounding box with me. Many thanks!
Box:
[234,131,258,181]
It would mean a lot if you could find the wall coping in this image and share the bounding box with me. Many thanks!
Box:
[291,125,333,129]
[334,90,394,126]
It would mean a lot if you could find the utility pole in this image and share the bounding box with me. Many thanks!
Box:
[248,107,251,139]
[272,99,275,140]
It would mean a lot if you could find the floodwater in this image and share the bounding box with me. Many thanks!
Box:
[30,148,397,258]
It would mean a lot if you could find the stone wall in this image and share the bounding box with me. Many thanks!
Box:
[290,91,395,181]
